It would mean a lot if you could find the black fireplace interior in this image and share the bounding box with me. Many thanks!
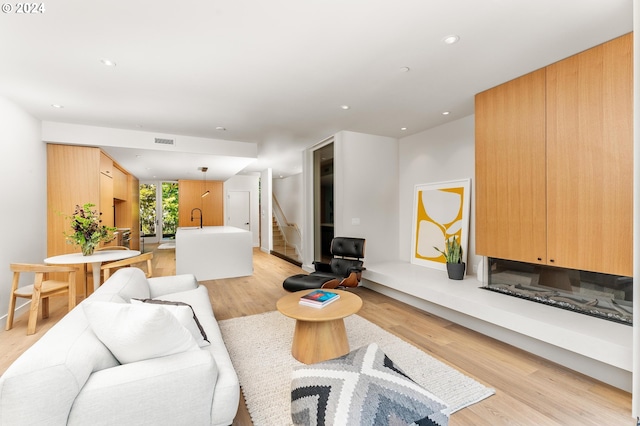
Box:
[483,258,633,325]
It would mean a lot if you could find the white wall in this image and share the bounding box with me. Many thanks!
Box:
[333,131,399,264]
[398,115,481,272]
[224,174,260,247]
[0,97,47,323]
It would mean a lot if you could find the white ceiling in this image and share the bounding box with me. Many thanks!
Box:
[0,0,633,180]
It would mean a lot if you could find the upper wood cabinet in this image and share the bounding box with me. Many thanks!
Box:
[178,180,224,227]
[113,166,128,200]
[546,33,633,276]
[99,152,113,178]
[475,33,633,277]
[475,68,547,265]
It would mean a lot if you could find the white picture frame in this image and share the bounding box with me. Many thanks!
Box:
[411,178,471,271]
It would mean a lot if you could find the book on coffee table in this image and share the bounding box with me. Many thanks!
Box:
[299,290,340,308]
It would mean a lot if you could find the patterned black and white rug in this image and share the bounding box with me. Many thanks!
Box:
[219,311,494,425]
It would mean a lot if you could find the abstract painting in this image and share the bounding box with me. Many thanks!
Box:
[411,179,470,271]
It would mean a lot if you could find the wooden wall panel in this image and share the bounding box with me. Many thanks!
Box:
[546,33,633,276]
[178,180,224,227]
[475,69,547,264]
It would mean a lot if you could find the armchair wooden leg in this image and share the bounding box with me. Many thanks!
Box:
[68,270,77,310]
[6,272,19,331]
[27,292,40,335]
[5,294,16,331]
[26,273,44,335]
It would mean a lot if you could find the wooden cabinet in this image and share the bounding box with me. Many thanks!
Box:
[99,152,113,178]
[475,69,547,265]
[178,180,224,227]
[546,33,633,276]
[113,166,128,200]
[47,145,101,262]
[47,144,141,289]
[114,174,140,250]
[475,33,633,276]
[100,172,114,229]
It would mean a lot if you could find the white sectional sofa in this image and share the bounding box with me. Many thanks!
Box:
[0,267,240,426]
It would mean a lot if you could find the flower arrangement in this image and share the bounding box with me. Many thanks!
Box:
[65,203,116,255]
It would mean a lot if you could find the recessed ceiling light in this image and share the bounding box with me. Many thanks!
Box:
[51,104,63,109]
[215,126,226,131]
[100,59,116,67]
[442,111,451,115]
[341,105,350,110]
[400,127,407,131]
[400,67,410,73]
[442,35,460,45]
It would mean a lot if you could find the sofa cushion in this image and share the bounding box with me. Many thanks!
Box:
[131,298,210,347]
[93,267,151,302]
[291,343,449,426]
[83,301,200,364]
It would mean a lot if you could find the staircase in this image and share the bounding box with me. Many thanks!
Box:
[272,216,301,263]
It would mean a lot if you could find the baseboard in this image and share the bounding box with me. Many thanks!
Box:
[0,301,30,334]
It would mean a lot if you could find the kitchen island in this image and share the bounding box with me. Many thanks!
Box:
[176,226,253,280]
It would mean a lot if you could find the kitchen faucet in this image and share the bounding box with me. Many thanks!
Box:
[190,208,203,228]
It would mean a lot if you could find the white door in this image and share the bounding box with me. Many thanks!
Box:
[228,191,250,231]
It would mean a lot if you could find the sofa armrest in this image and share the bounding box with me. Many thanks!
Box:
[68,350,217,425]
[147,274,199,298]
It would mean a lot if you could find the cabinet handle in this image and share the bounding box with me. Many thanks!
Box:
[537,257,542,261]
[550,259,555,263]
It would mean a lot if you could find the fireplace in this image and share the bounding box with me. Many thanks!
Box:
[483,258,633,325]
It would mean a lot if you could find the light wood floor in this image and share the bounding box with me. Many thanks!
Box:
[1,245,633,425]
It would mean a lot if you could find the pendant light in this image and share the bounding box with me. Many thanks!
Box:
[201,167,210,198]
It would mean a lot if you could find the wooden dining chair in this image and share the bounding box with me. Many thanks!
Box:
[85,246,130,282]
[101,252,154,281]
[96,246,130,251]
[6,264,78,335]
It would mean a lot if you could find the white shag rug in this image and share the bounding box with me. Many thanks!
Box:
[219,311,495,425]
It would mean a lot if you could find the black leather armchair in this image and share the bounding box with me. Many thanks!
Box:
[283,237,365,292]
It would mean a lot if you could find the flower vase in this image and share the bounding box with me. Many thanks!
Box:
[81,243,96,256]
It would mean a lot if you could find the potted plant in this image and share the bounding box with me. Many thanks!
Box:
[65,203,116,256]
[434,235,465,280]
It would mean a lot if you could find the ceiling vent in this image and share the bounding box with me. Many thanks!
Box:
[154,137,174,145]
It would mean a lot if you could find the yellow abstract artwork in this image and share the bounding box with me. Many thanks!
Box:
[411,179,470,270]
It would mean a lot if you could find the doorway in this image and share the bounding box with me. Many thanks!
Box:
[313,143,334,262]
[139,181,179,244]
[228,191,250,231]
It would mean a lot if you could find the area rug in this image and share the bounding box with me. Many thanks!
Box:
[157,242,175,250]
[219,311,495,425]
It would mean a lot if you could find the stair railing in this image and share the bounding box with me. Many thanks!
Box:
[272,195,302,261]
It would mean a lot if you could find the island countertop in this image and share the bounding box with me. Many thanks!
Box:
[176,226,253,280]
[177,226,250,234]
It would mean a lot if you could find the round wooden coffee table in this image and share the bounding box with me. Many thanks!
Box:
[277,289,363,364]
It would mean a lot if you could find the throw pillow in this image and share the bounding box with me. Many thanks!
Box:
[291,343,449,426]
[131,298,210,347]
[83,301,200,364]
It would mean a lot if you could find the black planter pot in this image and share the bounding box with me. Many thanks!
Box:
[446,262,466,280]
